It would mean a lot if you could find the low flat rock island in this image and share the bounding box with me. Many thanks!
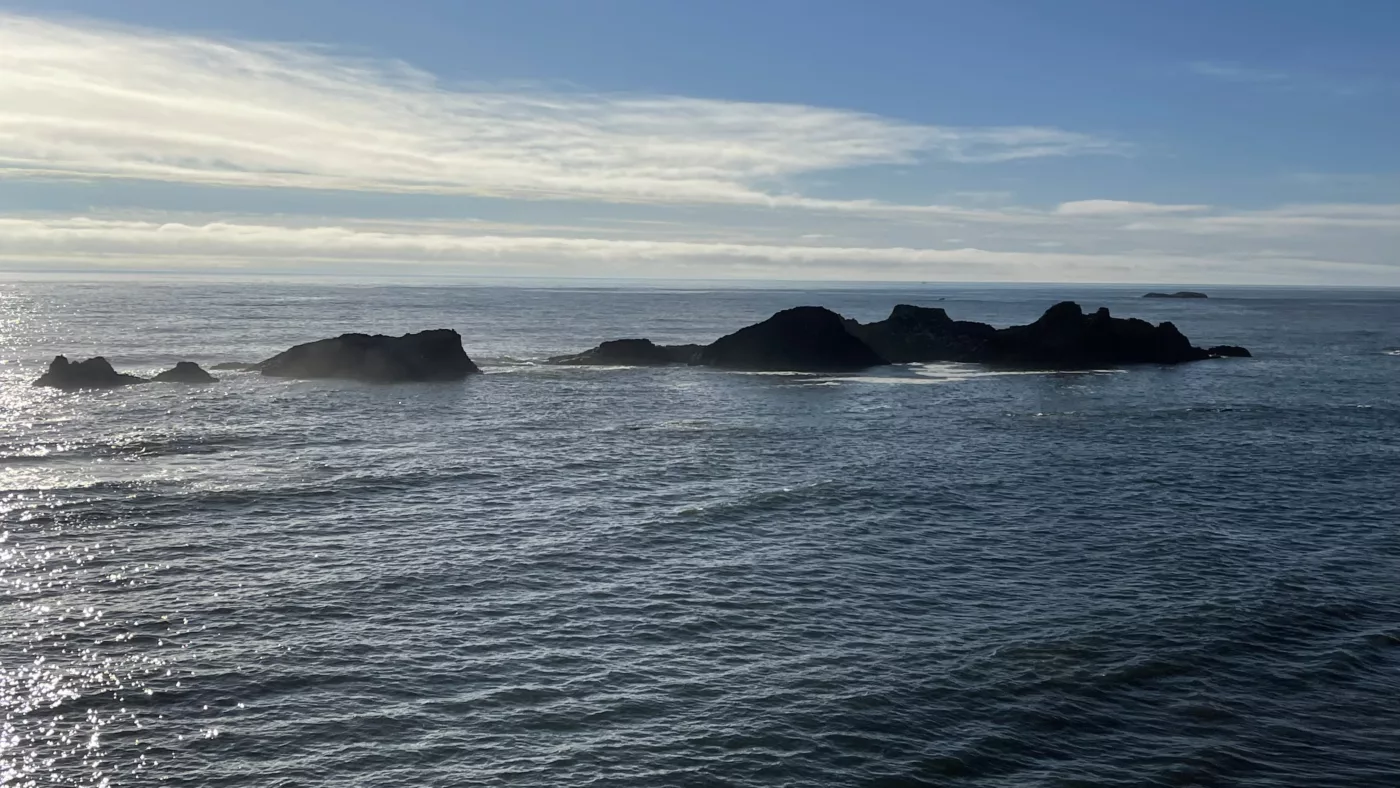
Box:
[548,339,703,366]
[151,361,219,383]
[256,329,481,382]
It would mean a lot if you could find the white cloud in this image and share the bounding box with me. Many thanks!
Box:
[0,13,1122,208]
[1287,172,1382,186]
[0,214,1393,285]
[1189,61,1378,98]
[1123,203,1400,233]
[1189,62,1289,84]
[1056,200,1210,216]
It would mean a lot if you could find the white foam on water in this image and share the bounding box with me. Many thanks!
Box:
[812,376,951,386]
[809,364,1124,386]
[485,363,632,374]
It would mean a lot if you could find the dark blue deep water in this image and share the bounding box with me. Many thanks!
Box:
[2,281,1398,787]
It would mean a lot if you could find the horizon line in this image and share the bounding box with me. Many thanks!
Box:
[2,268,1397,291]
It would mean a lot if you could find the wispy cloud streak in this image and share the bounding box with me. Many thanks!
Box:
[1189,61,1290,84]
[1189,61,1378,97]
[1056,200,1209,216]
[0,13,1122,207]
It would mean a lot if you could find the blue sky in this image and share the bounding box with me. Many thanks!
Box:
[0,0,1397,283]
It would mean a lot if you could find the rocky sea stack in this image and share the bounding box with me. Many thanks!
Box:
[152,362,218,383]
[696,306,888,371]
[33,356,145,390]
[257,329,481,382]
[548,339,703,366]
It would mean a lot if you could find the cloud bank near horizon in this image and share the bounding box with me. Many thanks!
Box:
[1,212,1394,285]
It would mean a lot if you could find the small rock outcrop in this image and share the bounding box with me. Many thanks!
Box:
[1143,291,1209,299]
[33,356,146,390]
[548,339,703,366]
[152,362,218,383]
[257,329,481,382]
[1206,345,1252,358]
[847,305,997,363]
[695,306,887,371]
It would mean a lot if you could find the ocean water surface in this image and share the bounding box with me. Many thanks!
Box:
[2,281,1398,787]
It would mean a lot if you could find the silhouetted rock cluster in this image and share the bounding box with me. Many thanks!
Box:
[257,329,481,382]
[34,303,1250,391]
[848,301,1251,368]
[1143,291,1209,299]
[979,302,1209,367]
[36,330,479,389]
[34,357,216,390]
[553,301,1251,371]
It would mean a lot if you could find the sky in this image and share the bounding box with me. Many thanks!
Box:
[0,0,1397,284]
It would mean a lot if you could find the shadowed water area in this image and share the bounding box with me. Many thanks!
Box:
[2,281,1398,787]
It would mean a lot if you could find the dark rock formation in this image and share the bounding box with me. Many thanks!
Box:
[848,302,1246,368]
[257,329,481,382]
[1206,345,1252,358]
[33,356,146,390]
[152,362,217,383]
[548,301,1252,376]
[695,306,887,371]
[984,302,1210,367]
[847,305,997,363]
[211,362,256,371]
[548,339,703,366]
[1144,291,1208,299]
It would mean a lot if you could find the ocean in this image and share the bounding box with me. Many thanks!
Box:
[2,280,1398,787]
